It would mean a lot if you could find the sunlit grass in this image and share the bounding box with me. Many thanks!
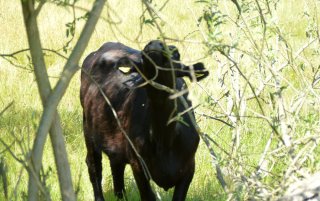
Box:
[1,0,320,200]
[0,1,217,200]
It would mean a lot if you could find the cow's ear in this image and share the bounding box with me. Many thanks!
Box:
[176,62,209,82]
[190,62,209,81]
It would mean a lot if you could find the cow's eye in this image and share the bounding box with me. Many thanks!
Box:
[173,51,180,60]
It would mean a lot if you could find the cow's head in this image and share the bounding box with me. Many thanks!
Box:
[141,40,209,86]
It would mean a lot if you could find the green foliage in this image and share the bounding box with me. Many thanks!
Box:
[197,0,228,54]
[195,0,320,199]
[64,11,89,53]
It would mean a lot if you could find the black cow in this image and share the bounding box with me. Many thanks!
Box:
[80,40,209,201]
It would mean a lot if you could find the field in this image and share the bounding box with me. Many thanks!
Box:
[1,0,320,200]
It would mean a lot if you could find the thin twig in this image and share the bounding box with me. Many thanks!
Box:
[0,102,14,117]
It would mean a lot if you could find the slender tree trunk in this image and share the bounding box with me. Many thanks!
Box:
[21,0,106,200]
[34,0,106,149]
[20,1,76,201]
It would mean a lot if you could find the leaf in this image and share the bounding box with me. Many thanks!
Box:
[144,19,155,26]
[299,63,305,71]
[195,0,210,3]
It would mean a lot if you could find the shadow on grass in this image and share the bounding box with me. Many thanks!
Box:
[0,104,227,201]
[99,176,227,201]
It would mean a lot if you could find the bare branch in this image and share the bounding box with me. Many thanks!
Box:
[200,133,227,191]
[196,112,235,128]
[34,0,46,17]
[0,48,68,60]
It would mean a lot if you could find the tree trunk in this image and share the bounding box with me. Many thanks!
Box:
[20,1,77,201]
[22,0,106,199]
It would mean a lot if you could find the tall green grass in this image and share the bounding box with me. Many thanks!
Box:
[1,0,320,200]
[0,1,219,200]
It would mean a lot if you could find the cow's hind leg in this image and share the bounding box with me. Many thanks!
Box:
[110,160,126,199]
[84,121,104,201]
[85,141,104,201]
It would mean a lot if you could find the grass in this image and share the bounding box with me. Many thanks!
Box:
[0,1,218,200]
[1,0,320,200]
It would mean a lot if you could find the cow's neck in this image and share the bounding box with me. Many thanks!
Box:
[146,82,178,150]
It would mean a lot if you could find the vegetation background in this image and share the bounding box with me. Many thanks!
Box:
[0,0,320,200]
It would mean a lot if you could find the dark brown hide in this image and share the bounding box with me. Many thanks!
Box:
[80,41,209,201]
